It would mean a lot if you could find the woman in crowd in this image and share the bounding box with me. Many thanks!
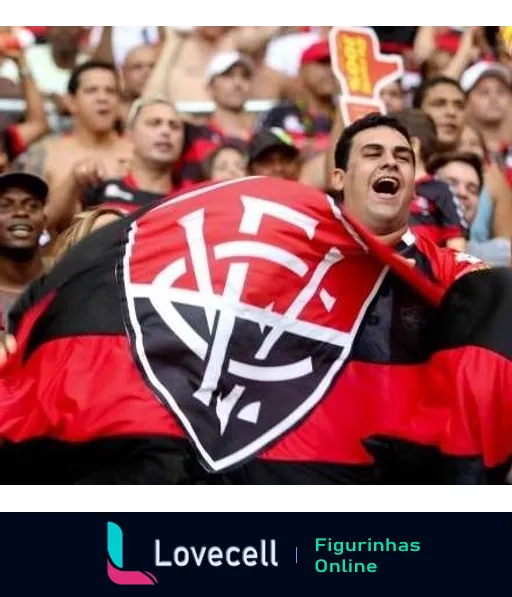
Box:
[202,142,248,182]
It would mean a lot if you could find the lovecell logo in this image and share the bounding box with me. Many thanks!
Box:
[107,522,158,586]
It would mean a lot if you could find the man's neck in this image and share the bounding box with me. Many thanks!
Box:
[299,89,334,118]
[0,255,44,291]
[194,32,222,53]
[129,160,173,195]
[212,107,251,138]
[72,123,118,148]
[478,121,510,152]
[378,225,410,247]
[51,45,79,70]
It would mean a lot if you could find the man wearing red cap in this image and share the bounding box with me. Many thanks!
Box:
[257,40,336,160]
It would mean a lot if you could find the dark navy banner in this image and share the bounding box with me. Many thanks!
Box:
[0,513,508,596]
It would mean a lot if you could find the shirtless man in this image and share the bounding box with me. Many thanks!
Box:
[23,60,132,233]
[144,27,287,103]
[81,98,186,215]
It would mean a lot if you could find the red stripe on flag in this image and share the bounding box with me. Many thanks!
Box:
[262,346,512,469]
[1,334,510,468]
[0,335,185,444]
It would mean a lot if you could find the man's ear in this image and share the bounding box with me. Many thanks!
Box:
[331,168,345,192]
[62,94,75,115]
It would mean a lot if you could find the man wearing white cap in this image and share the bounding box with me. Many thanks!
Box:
[462,61,512,160]
[142,51,256,188]
[458,63,512,249]
[205,51,255,142]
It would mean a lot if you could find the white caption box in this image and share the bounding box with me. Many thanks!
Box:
[384,487,489,505]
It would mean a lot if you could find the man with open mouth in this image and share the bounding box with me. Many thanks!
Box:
[332,114,471,261]
[0,172,47,332]
[329,113,487,369]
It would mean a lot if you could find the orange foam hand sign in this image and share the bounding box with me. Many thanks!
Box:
[329,27,404,125]
[500,27,512,56]
[342,100,384,128]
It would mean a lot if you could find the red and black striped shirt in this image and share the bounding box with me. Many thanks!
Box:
[83,174,173,216]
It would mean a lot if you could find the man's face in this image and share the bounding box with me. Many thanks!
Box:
[300,60,337,99]
[250,149,301,181]
[122,45,158,99]
[70,68,120,133]
[131,103,185,167]
[332,126,416,236]
[436,160,480,224]
[381,81,405,114]
[209,64,253,111]
[421,83,465,149]
[0,187,45,251]
[467,75,512,127]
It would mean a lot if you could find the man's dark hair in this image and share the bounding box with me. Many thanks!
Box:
[334,113,412,171]
[392,108,438,165]
[427,151,485,193]
[412,76,465,109]
[67,60,118,95]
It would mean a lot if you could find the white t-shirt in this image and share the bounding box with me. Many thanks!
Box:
[28,45,89,95]
[0,59,19,83]
[89,26,161,67]
[264,32,322,78]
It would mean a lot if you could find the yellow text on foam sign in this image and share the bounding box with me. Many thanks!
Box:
[341,34,373,97]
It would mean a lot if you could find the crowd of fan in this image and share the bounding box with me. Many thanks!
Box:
[0,26,511,331]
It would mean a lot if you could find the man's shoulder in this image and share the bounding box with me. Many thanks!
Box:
[45,134,131,170]
[264,100,300,117]
[415,176,452,202]
[114,135,132,150]
[416,233,480,264]
[184,121,222,142]
[45,134,74,152]
[416,234,489,287]
[14,134,59,177]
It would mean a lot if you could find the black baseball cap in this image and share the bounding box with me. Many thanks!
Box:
[0,172,49,203]
[248,128,299,165]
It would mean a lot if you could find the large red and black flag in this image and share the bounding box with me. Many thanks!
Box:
[0,176,511,484]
